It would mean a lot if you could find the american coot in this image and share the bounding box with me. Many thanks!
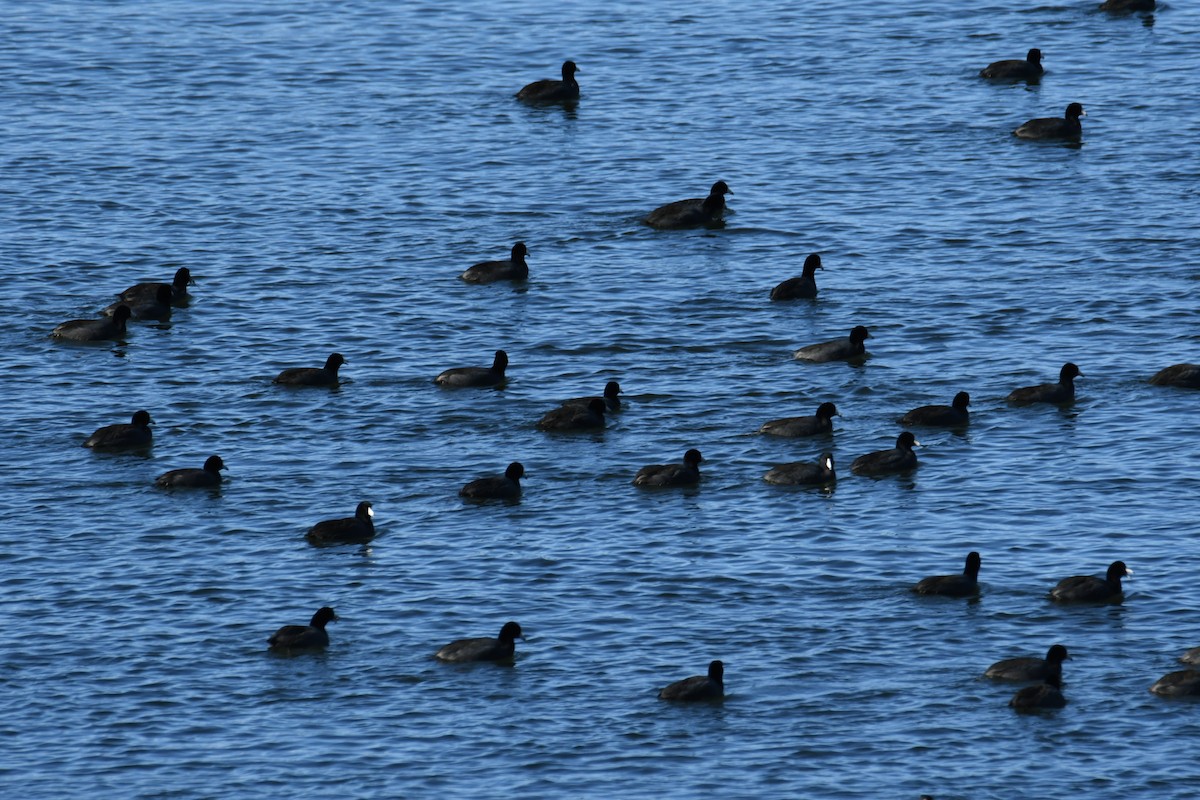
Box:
[155,455,227,488]
[52,305,131,342]
[763,452,836,487]
[1149,364,1200,389]
[1006,363,1082,405]
[274,352,346,386]
[435,621,525,663]
[562,380,622,412]
[1100,0,1155,12]
[306,501,375,545]
[658,660,725,701]
[434,350,508,388]
[1014,103,1085,140]
[515,61,579,104]
[537,398,607,432]
[460,242,529,284]
[985,644,1070,682]
[850,432,919,476]
[759,402,839,438]
[899,392,970,427]
[793,325,870,363]
[633,448,703,487]
[1149,670,1200,697]
[83,410,153,449]
[118,267,194,306]
[1049,560,1130,603]
[770,254,823,301]
[645,181,731,230]
[102,284,173,321]
[913,552,981,597]
[1180,647,1200,666]
[980,48,1043,81]
[459,462,524,501]
[267,606,337,651]
[1009,672,1067,711]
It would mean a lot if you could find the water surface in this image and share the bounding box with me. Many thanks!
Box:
[3,1,1199,798]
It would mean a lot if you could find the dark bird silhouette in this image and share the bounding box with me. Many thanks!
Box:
[980,48,1043,81]
[515,61,579,103]
[53,305,131,341]
[770,254,823,300]
[763,452,836,487]
[1049,560,1129,603]
[1014,103,1085,141]
[83,410,153,449]
[759,402,839,438]
[985,644,1070,682]
[460,242,529,284]
[155,455,226,488]
[645,181,731,230]
[435,350,508,388]
[793,325,869,363]
[306,501,375,545]
[900,392,970,427]
[913,552,981,597]
[633,449,703,487]
[267,606,338,651]
[1006,363,1081,405]
[659,660,725,701]
[459,462,524,501]
[851,432,919,477]
[274,352,346,386]
[435,621,525,663]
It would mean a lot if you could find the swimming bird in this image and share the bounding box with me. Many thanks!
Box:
[985,644,1070,682]
[1150,669,1200,697]
[460,242,529,284]
[83,410,154,449]
[102,284,173,320]
[562,380,622,412]
[1046,561,1128,604]
[759,402,839,438]
[52,305,131,341]
[645,181,731,230]
[793,325,870,363]
[117,266,194,306]
[1180,647,1200,666]
[434,350,508,388]
[913,551,981,597]
[899,392,970,427]
[1100,0,1155,12]
[267,606,337,651]
[1009,672,1067,711]
[979,48,1043,81]
[1049,560,1129,603]
[1014,103,1085,141]
[633,448,703,487]
[273,352,346,386]
[770,254,823,300]
[435,621,525,663]
[306,501,375,545]
[763,452,836,486]
[658,660,725,701]
[515,61,579,103]
[850,431,919,476]
[154,455,226,488]
[459,462,524,501]
[537,398,607,432]
[1006,363,1082,406]
[1149,364,1200,389]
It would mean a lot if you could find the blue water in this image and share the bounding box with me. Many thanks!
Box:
[4,1,1199,798]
